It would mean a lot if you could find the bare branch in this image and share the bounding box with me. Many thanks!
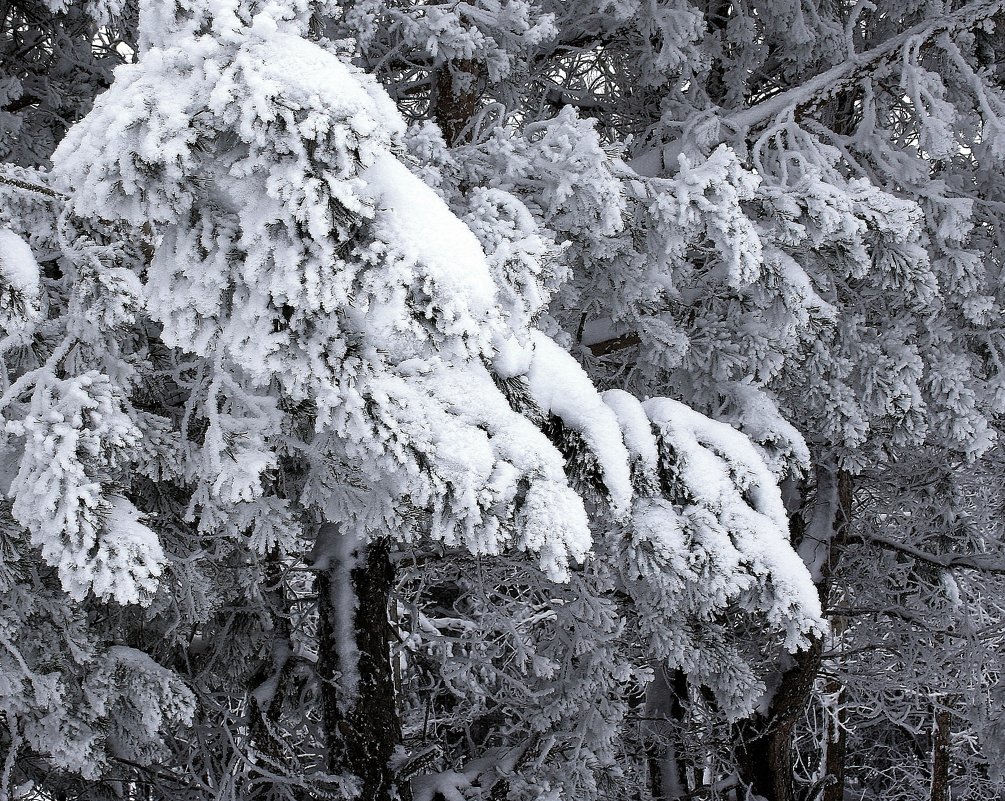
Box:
[848,531,1005,574]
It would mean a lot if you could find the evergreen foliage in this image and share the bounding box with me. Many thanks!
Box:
[2,0,1005,799]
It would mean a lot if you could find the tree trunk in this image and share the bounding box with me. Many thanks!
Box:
[0,720,13,801]
[316,528,408,801]
[735,638,824,801]
[735,465,852,801]
[821,681,846,801]
[316,556,344,778]
[432,59,482,145]
[931,704,952,801]
[644,668,693,800]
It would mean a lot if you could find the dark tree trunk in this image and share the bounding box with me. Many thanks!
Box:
[930,705,952,801]
[821,682,847,801]
[432,59,482,145]
[316,529,408,801]
[645,668,693,800]
[316,556,344,777]
[735,638,824,801]
[0,721,12,801]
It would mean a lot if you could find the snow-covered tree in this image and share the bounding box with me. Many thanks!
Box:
[0,0,132,167]
[813,448,1005,801]
[0,0,826,799]
[323,0,1005,797]
[6,0,1005,798]
[0,163,195,801]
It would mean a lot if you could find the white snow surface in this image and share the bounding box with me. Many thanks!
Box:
[602,389,660,479]
[491,332,535,379]
[0,227,40,298]
[525,331,633,516]
[235,25,405,140]
[643,397,824,643]
[411,772,471,801]
[361,152,497,326]
[82,496,165,606]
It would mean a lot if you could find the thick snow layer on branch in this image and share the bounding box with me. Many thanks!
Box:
[365,357,593,580]
[7,373,165,605]
[0,226,42,335]
[602,388,660,481]
[95,644,196,760]
[524,332,633,515]
[643,397,823,644]
[361,152,497,332]
[236,25,405,140]
[0,228,40,298]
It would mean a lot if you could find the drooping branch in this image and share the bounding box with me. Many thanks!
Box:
[0,167,67,201]
[1,94,40,114]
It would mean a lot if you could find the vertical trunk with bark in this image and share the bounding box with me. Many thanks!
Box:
[316,529,408,801]
[931,705,952,801]
[734,638,824,801]
[821,681,847,801]
[644,668,693,800]
[432,59,481,145]
[315,546,344,780]
[0,723,12,801]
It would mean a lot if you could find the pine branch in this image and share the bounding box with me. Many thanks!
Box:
[725,0,1005,134]
[1,94,40,114]
[0,167,67,201]
[586,331,639,356]
[594,0,1005,357]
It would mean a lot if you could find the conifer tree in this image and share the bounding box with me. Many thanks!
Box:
[1,1,825,799]
[328,0,1005,797]
[5,0,1005,798]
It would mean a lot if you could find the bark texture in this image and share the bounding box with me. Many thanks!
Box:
[317,533,407,801]
[432,59,482,145]
[930,705,952,801]
[821,682,847,801]
[734,638,824,801]
[645,668,692,800]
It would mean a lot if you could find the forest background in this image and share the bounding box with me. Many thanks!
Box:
[2,0,1005,800]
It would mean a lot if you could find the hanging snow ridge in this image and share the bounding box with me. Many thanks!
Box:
[602,389,661,485]
[643,397,824,646]
[523,332,633,516]
[360,151,498,346]
[236,20,405,140]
